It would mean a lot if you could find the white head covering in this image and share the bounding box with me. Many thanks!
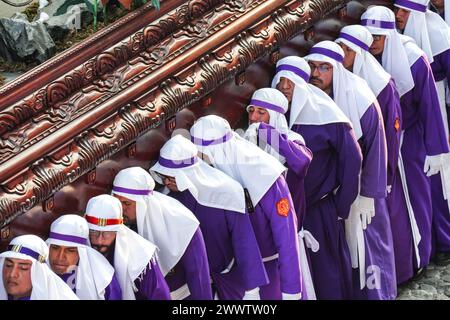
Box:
[0,235,79,300]
[445,0,450,25]
[190,115,286,206]
[270,56,351,128]
[85,194,157,300]
[361,6,416,97]
[305,41,377,140]
[45,214,115,300]
[395,0,450,63]
[245,88,305,163]
[336,25,391,96]
[112,166,199,276]
[150,134,247,213]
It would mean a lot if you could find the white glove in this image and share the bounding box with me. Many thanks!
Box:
[386,185,392,194]
[356,195,375,230]
[282,292,301,300]
[244,122,260,146]
[298,228,320,253]
[424,154,443,177]
[242,287,260,300]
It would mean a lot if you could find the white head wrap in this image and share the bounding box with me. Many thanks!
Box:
[270,56,351,129]
[190,115,286,206]
[0,235,79,300]
[305,40,378,139]
[445,0,450,25]
[85,194,157,300]
[150,134,247,213]
[245,87,305,163]
[395,0,450,63]
[45,214,115,300]
[361,6,417,97]
[336,25,391,96]
[112,166,199,276]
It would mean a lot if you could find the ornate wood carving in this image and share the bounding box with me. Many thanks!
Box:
[0,0,350,228]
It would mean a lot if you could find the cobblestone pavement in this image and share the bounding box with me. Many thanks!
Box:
[397,262,450,300]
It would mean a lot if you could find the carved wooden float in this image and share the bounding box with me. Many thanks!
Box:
[0,0,393,249]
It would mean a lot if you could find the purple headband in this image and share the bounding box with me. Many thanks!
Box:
[395,0,427,12]
[49,232,88,245]
[191,130,233,147]
[309,47,344,63]
[158,155,198,169]
[275,64,310,82]
[7,245,46,263]
[361,19,396,29]
[112,185,153,195]
[249,99,286,114]
[338,32,370,51]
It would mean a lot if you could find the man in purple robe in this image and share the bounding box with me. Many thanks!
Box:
[85,194,171,300]
[336,25,402,196]
[272,56,362,299]
[244,88,313,226]
[190,115,303,300]
[46,214,122,300]
[362,6,450,282]
[150,135,268,300]
[243,87,318,299]
[305,41,396,300]
[394,0,450,266]
[112,166,212,300]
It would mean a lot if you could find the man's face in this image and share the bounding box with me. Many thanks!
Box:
[49,245,79,275]
[339,43,357,71]
[276,77,295,103]
[431,0,444,10]
[88,230,117,256]
[395,8,411,31]
[113,194,137,226]
[247,106,270,125]
[369,35,386,56]
[160,174,179,192]
[308,60,333,93]
[2,258,33,299]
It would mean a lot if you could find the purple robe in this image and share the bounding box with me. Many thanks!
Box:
[258,122,313,227]
[59,267,122,300]
[292,121,362,300]
[104,274,122,300]
[170,190,268,300]
[107,245,171,300]
[248,176,302,300]
[352,104,397,300]
[164,228,213,300]
[430,49,450,255]
[376,79,402,187]
[8,295,30,300]
[391,55,449,282]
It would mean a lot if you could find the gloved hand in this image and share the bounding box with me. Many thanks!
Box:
[356,195,375,230]
[298,228,320,253]
[244,122,261,146]
[242,287,260,300]
[281,292,302,300]
[386,185,392,194]
[424,154,443,177]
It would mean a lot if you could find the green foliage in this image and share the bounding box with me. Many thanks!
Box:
[21,1,39,22]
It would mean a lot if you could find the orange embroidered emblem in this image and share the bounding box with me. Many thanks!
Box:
[394,118,400,132]
[276,198,290,217]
